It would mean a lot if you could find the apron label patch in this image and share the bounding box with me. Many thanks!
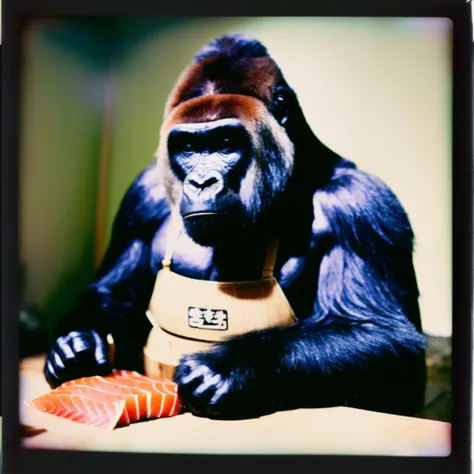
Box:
[188,307,228,330]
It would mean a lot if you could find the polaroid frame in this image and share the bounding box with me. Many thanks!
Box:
[2,1,472,473]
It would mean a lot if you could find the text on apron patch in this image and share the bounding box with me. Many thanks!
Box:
[188,307,228,330]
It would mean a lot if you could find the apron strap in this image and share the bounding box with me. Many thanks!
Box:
[161,211,279,277]
[161,210,182,269]
[261,240,279,278]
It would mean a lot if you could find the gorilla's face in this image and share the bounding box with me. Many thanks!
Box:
[167,116,251,246]
[156,36,295,247]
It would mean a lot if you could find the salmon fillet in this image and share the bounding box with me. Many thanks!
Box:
[25,370,182,430]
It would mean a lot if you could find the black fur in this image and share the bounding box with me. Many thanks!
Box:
[193,34,269,63]
[44,34,426,419]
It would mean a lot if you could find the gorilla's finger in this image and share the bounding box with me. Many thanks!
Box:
[54,338,81,375]
[69,332,94,358]
[91,330,111,367]
[193,373,222,396]
[47,345,83,382]
[181,362,211,385]
[189,375,224,413]
[44,356,62,388]
[56,337,75,361]
[68,330,87,339]
[52,351,66,371]
[177,364,212,403]
[173,359,195,386]
[209,379,231,405]
[51,332,95,380]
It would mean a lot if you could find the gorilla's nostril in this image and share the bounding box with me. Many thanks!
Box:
[188,179,200,189]
[203,176,218,188]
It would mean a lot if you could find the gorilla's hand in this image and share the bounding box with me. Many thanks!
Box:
[173,335,277,419]
[44,329,112,388]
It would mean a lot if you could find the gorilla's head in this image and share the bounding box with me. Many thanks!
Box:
[155,35,318,247]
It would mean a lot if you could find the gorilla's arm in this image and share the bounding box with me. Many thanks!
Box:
[44,164,168,387]
[174,167,426,418]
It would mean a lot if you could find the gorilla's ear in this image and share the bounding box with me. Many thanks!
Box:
[272,86,294,127]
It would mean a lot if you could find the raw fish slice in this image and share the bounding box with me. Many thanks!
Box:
[111,377,171,419]
[53,385,141,423]
[112,370,178,394]
[113,369,178,395]
[26,370,182,430]
[87,376,154,418]
[26,394,127,430]
[107,369,181,417]
[61,371,178,419]
[112,374,181,418]
[113,370,177,391]
[60,377,146,421]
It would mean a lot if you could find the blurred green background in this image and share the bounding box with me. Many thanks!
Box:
[19,17,452,351]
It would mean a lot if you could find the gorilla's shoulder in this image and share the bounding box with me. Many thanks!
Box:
[318,158,415,249]
[111,163,171,238]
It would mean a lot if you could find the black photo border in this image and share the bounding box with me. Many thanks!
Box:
[2,0,472,473]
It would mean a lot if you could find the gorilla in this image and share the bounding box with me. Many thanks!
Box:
[44,34,426,419]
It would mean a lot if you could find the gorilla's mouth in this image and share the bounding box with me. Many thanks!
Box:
[180,191,241,218]
[182,210,246,247]
[183,211,228,219]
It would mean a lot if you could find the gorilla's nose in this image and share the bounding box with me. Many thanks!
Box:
[188,175,218,190]
[183,170,225,201]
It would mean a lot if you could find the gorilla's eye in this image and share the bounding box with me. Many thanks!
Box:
[276,92,286,103]
[177,142,194,158]
[273,86,292,126]
[176,138,195,156]
[274,86,290,104]
[211,134,237,155]
[168,131,197,157]
[221,137,232,154]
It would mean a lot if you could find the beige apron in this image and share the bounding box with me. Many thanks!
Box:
[142,214,296,380]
